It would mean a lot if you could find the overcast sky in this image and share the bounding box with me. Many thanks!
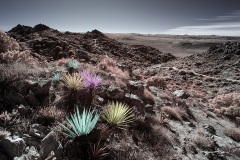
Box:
[1,0,240,36]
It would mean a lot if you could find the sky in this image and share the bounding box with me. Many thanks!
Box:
[0,0,240,36]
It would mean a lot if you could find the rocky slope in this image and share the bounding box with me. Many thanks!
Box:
[0,24,239,160]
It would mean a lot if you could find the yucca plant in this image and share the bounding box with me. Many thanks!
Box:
[67,59,79,69]
[80,70,103,90]
[53,72,61,81]
[55,107,99,138]
[88,141,109,160]
[62,73,83,91]
[67,59,79,74]
[102,101,134,129]
[80,70,103,107]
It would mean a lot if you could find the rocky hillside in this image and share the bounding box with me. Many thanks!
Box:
[0,24,239,160]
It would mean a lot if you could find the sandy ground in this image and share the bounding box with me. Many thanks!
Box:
[106,33,240,57]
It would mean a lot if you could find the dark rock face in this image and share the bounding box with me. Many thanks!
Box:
[8,25,175,67]
[33,24,51,32]
[8,24,33,36]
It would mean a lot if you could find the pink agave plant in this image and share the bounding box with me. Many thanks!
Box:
[80,70,103,107]
[80,70,103,90]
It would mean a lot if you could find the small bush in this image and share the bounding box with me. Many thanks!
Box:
[37,106,66,125]
[0,30,19,53]
[210,93,240,109]
[161,106,188,122]
[98,56,129,79]
[224,128,240,142]
[193,134,215,150]
[145,76,168,89]
[0,130,11,139]
[141,87,155,104]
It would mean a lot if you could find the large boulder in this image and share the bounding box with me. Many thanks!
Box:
[40,132,63,159]
[0,136,26,158]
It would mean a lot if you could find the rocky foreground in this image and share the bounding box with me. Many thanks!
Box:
[0,24,240,160]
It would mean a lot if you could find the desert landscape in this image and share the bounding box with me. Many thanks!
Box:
[0,23,240,160]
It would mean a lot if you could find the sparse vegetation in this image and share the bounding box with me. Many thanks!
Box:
[1,24,240,160]
[224,128,240,142]
[0,30,19,53]
[193,134,215,150]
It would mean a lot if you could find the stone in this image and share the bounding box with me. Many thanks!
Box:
[25,90,40,106]
[0,136,26,158]
[124,93,145,113]
[235,49,240,55]
[172,90,189,99]
[178,70,186,75]
[14,146,40,160]
[40,131,63,159]
[203,124,216,135]
[106,85,125,100]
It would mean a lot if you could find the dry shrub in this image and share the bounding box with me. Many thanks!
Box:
[141,87,155,104]
[126,115,174,159]
[203,76,215,82]
[224,128,240,142]
[210,93,240,109]
[0,130,11,139]
[37,106,66,125]
[145,76,168,89]
[193,134,215,150]
[188,89,206,99]
[161,106,189,122]
[210,93,240,123]
[0,109,20,127]
[98,56,129,79]
[0,62,50,85]
[0,30,19,53]
[56,58,68,66]
[0,50,35,63]
[158,91,173,101]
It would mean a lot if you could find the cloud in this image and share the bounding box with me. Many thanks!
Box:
[197,10,240,21]
[164,10,240,36]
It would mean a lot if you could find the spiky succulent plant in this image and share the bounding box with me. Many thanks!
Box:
[55,107,99,138]
[53,72,61,81]
[102,101,134,129]
[67,59,79,69]
[80,70,103,90]
[62,73,83,91]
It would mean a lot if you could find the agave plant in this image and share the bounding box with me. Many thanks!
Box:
[62,73,83,91]
[102,101,134,129]
[88,141,109,160]
[53,72,61,81]
[80,70,103,90]
[67,59,79,69]
[55,107,99,138]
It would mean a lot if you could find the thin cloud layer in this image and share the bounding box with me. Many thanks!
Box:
[164,10,240,36]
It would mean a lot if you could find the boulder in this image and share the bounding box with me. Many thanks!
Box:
[106,85,125,100]
[14,146,40,160]
[173,90,189,99]
[0,136,26,158]
[40,132,63,159]
[124,93,145,113]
